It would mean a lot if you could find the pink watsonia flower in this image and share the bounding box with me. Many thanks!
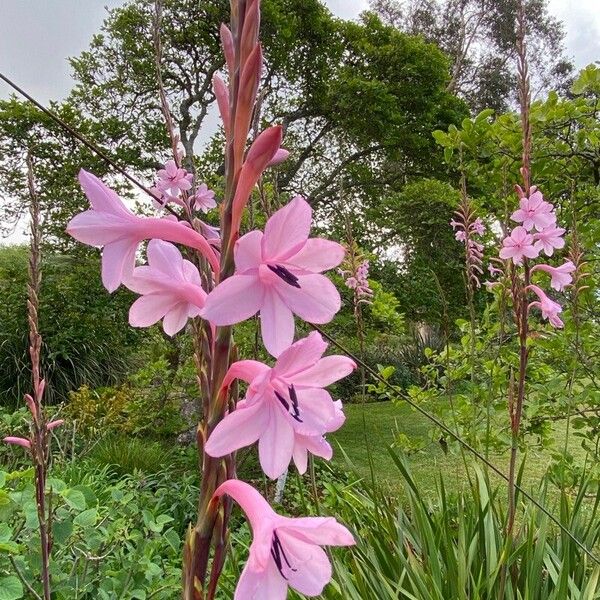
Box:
[471,217,485,235]
[124,240,206,336]
[510,189,556,232]
[202,197,345,356]
[499,226,539,265]
[4,437,31,449]
[533,226,566,257]
[531,261,575,291]
[292,400,345,474]
[67,170,219,291]
[214,479,355,600]
[156,160,193,197]
[46,420,64,431]
[205,331,355,478]
[193,183,217,213]
[528,284,564,328]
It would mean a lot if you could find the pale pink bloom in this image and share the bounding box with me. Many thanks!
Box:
[4,437,31,449]
[194,183,217,213]
[449,219,461,230]
[214,479,354,600]
[124,240,206,336]
[455,230,466,242]
[67,170,219,291]
[499,226,539,265]
[156,160,193,197]
[488,263,503,277]
[471,218,485,235]
[511,190,556,232]
[533,226,566,257]
[292,401,345,474]
[345,276,358,289]
[202,197,344,356]
[528,284,564,328]
[531,261,575,291]
[205,331,355,478]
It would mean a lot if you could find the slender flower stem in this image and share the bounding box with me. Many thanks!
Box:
[25,153,52,600]
[500,2,532,595]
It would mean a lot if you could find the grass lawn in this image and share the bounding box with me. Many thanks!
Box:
[330,400,586,498]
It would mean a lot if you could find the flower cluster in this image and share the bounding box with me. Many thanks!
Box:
[451,203,485,289]
[151,158,217,215]
[341,259,373,303]
[65,3,356,595]
[492,186,574,328]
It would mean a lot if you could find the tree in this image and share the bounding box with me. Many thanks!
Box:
[370,0,574,113]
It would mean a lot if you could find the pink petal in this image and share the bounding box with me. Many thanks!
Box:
[293,388,336,435]
[235,230,264,273]
[282,274,341,324]
[280,517,355,547]
[203,275,264,325]
[162,303,191,336]
[214,479,275,543]
[235,560,287,600]
[78,169,134,217]
[205,401,270,457]
[222,360,271,390]
[276,531,332,596]
[213,74,230,137]
[46,419,64,431]
[263,196,312,261]
[292,443,309,474]
[260,291,295,357]
[147,239,185,278]
[66,211,131,246]
[258,405,295,478]
[267,148,289,167]
[129,293,177,328]
[290,355,356,388]
[102,239,138,292]
[287,238,345,273]
[273,331,327,380]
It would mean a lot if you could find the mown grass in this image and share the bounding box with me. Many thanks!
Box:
[331,400,587,497]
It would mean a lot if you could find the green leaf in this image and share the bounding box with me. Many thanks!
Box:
[62,489,87,511]
[0,576,23,600]
[53,518,73,545]
[74,508,97,528]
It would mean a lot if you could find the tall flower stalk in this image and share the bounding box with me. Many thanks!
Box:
[66,1,355,598]
[3,154,63,600]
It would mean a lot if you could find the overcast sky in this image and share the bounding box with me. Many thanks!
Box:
[0,0,598,243]
[1,0,598,104]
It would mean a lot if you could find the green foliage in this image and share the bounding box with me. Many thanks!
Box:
[88,437,175,477]
[0,247,140,406]
[0,465,185,599]
[369,179,466,324]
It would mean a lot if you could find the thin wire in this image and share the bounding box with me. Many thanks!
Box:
[5,68,598,567]
[311,324,600,566]
[0,71,179,218]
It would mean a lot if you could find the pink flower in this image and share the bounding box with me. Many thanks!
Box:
[193,183,217,213]
[471,218,485,235]
[511,190,556,232]
[499,226,539,265]
[528,284,564,328]
[531,261,575,291]
[124,240,206,335]
[292,400,345,474]
[156,160,193,197]
[205,331,355,478]
[214,479,354,599]
[46,419,64,431]
[533,226,566,257]
[202,197,345,356]
[67,170,219,291]
[454,230,466,242]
